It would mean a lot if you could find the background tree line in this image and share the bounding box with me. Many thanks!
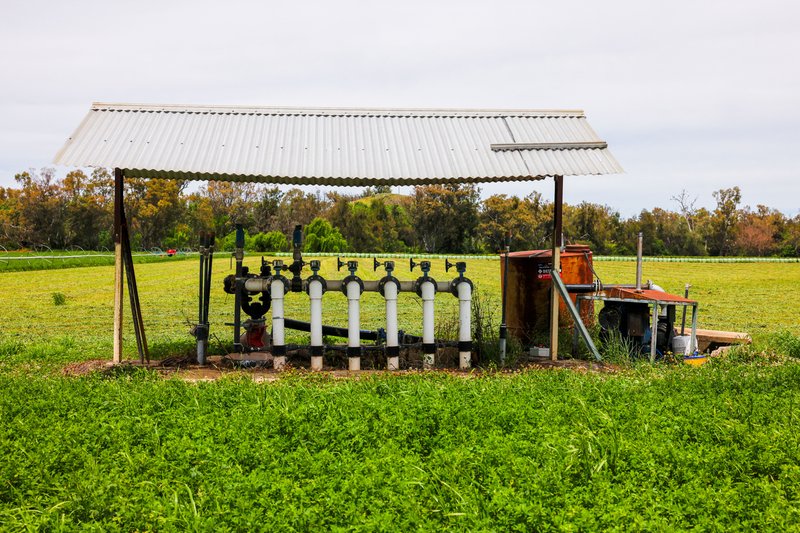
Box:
[1,168,798,257]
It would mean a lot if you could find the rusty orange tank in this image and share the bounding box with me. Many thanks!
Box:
[501,244,595,344]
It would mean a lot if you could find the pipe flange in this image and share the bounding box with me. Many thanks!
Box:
[450,277,474,297]
[341,275,365,296]
[413,276,438,297]
[270,274,291,293]
[304,274,328,295]
[377,275,401,297]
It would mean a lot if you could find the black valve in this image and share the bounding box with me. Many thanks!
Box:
[309,260,321,274]
[260,257,272,278]
[445,259,467,276]
[337,257,358,275]
[374,258,395,273]
[410,258,431,275]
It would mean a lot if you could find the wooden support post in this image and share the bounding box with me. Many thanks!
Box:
[113,168,124,363]
[550,175,563,361]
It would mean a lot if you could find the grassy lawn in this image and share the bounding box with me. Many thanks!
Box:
[0,256,797,362]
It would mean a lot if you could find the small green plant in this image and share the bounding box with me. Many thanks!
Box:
[767,330,800,358]
[51,292,66,306]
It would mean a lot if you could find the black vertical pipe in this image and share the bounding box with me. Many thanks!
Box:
[233,224,244,351]
[203,232,215,325]
[198,232,206,325]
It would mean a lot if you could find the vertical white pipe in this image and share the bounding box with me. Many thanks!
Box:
[384,281,399,371]
[271,279,286,370]
[347,280,361,371]
[421,280,436,369]
[457,282,472,370]
[309,279,324,371]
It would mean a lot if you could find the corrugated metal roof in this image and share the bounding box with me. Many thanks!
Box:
[54,103,623,184]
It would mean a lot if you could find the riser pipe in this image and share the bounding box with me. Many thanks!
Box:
[384,281,400,370]
[347,280,362,371]
[308,279,324,371]
[457,281,472,369]
[271,278,286,370]
[421,280,436,369]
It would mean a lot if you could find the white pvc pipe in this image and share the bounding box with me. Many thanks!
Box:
[271,279,285,365]
[458,282,472,369]
[421,280,436,369]
[309,279,324,371]
[384,281,399,371]
[347,280,361,371]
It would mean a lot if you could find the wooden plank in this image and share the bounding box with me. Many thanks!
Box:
[549,175,563,361]
[694,328,752,353]
[113,168,123,363]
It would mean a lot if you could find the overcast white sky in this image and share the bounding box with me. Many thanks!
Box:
[0,0,797,216]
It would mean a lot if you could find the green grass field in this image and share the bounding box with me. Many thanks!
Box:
[1,258,800,530]
[0,256,797,363]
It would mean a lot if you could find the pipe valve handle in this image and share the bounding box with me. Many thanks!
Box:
[445,258,454,272]
[373,257,381,271]
[409,258,418,272]
[337,257,345,271]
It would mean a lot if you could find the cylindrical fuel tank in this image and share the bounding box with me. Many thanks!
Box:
[501,244,595,344]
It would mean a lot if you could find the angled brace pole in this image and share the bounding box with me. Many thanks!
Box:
[122,208,149,363]
[551,269,602,361]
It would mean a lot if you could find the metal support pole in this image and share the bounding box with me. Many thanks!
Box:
[681,283,691,335]
[122,209,148,363]
[549,175,563,361]
[552,272,601,361]
[636,232,643,291]
[650,302,658,363]
[113,168,124,363]
[499,233,510,365]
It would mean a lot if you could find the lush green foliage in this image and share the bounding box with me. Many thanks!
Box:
[2,259,800,529]
[1,365,799,530]
[304,218,348,253]
[253,231,290,253]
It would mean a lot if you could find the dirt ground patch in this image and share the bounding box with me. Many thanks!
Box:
[61,355,621,381]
